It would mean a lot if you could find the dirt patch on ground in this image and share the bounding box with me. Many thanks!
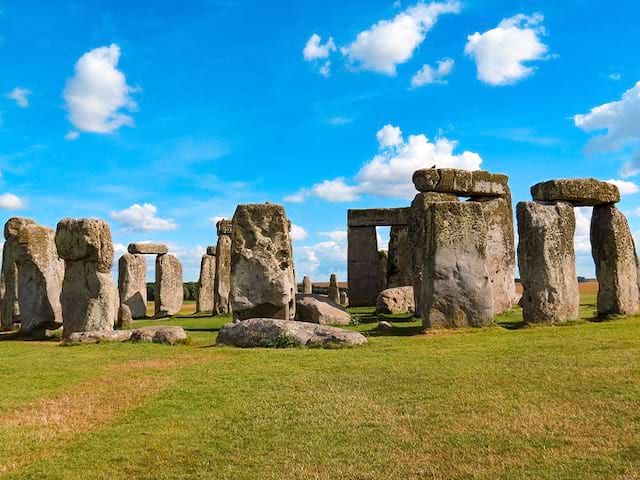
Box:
[515,281,598,295]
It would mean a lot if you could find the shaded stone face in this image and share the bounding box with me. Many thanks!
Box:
[118,304,133,329]
[531,179,620,206]
[378,250,388,293]
[214,220,232,315]
[2,218,65,335]
[206,246,216,256]
[420,201,494,328]
[517,202,579,324]
[328,273,340,304]
[127,243,169,255]
[302,276,312,295]
[347,226,379,307]
[155,254,184,318]
[412,168,510,198]
[118,253,147,319]
[591,205,640,316]
[196,254,216,313]
[387,225,412,289]
[376,286,414,315]
[230,204,296,321]
[295,294,351,325]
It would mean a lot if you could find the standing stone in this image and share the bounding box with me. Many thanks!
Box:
[302,276,312,294]
[340,291,348,306]
[347,226,379,307]
[230,203,296,321]
[475,197,518,314]
[378,250,388,293]
[328,273,340,304]
[118,304,133,328]
[155,254,183,318]
[214,219,232,315]
[387,225,412,288]
[517,202,579,324]
[197,253,216,313]
[591,205,640,316]
[420,202,494,328]
[118,253,147,319]
[55,218,117,337]
[1,218,65,335]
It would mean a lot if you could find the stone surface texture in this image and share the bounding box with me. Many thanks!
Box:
[348,226,379,307]
[214,219,232,315]
[64,326,187,345]
[413,168,510,198]
[196,254,216,313]
[376,287,415,314]
[118,253,147,319]
[295,294,351,325]
[531,179,620,206]
[155,254,183,317]
[127,243,169,255]
[387,225,412,288]
[328,273,340,304]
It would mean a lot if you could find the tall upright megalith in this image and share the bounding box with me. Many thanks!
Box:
[155,254,183,318]
[55,218,117,337]
[118,253,147,319]
[302,275,312,294]
[387,225,412,288]
[328,273,340,304]
[1,217,65,335]
[197,251,216,313]
[214,219,232,315]
[230,203,296,321]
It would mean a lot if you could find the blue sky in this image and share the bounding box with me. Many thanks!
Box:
[1,0,640,281]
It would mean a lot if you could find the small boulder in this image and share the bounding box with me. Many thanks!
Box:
[63,330,133,345]
[130,326,188,344]
[376,287,415,314]
[377,321,393,331]
[216,318,367,348]
[295,294,351,325]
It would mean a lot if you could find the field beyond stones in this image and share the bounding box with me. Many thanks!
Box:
[2,292,640,479]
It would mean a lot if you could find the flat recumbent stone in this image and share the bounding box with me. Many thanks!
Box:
[531,179,620,206]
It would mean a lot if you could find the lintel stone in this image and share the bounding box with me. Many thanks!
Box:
[531,179,620,206]
[412,168,510,198]
[347,208,410,227]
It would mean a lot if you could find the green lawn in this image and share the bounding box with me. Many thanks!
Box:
[2,294,640,479]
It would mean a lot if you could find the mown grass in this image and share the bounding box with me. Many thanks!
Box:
[2,294,640,479]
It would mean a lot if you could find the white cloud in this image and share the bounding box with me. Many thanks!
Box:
[284,190,307,203]
[110,203,177,232]
[0,193,26,209]
[6,87,31,107]
[622,151,640,178]
[465,13,549,86]
[113,243,127,257]
[312,178,361,202]
[605,179,639,195]
[290,223,308,241]
[319,61,332,77]
[303,34,336,61]
[341,1,461,75]
[295,229,349,278]
[574,207,592,254]
[609,73,622,81]
[327,116,352,126]
[376,124,403,147]
[65,130,80,141]
[411,58,454,87]
[64,44,137,134]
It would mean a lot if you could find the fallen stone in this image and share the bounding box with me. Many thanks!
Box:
[214,219,232,315]
[517,201,579,324]
[127,242,169,255]
[63,330,132,345]
[216,318,367,348]
[155,254,184,317]
[295,294,351,325]
[531,179,620,206]
[63,326,187,345]
[302,276,312,294]
[591,205,640,316]
[413,168,510,198]
[230,204,296,321]
[118,253,147,319]
[376,287,415,314]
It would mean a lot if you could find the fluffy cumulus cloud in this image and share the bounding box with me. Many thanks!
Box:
[465,13,549,86]
[574,207,592,254]
[303,34,336,77]
[411,58,454,87]
[0,193,26,209]
[6,87,31,107]
[342,1,461,75]
[284,124,482,202]
[295,230,348,279]
[574,81,640,176]
[110,203,177,232]
[606,179,639,195]
[290,223,309,241]
[63,44,138,135]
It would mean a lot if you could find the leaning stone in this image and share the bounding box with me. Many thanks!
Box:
[517,202,579,324]
[214,219,233,315]
[295,294,351,325]
[413,168,510,198]
[302,276,312,294]
[216,318,367,348]
[129,326,188,344]
[155,254,183,317]
[230,204,296,321]
[196,254,216,313]
[56,218,117,337]
[118,253,147,319]
[531,179,620,206]
[376,287,415,314]
[127,242,169,255]
[118,304,133,328]
[420,202,494,328]
[387,226,412,288]
[591,205,640,316]
[328,273,340,304]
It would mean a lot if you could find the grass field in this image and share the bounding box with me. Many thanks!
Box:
[2,291,640,479]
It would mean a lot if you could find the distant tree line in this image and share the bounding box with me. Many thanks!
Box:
[146,282,199,301]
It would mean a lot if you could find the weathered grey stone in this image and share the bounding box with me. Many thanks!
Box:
[340,291,348,306]
[127,242,169,255]
[420,202,494,328]
[214,219,232,315]
[378,250,388,293]
[413,168,510,198]
[206,246,216,256]
[591,205,640,316]
[376,287,415,314]
[155,254,183,317]
[531,179,620,206]
[118,253,147,319]
[56,219,116,337]
[196,254,216,313]
[348,226,379,307]
[230,204,296,321]
[408,192,458,315]
[302,276,312,294]
[63,330,132,345]
[295,294,351,325]
[1,218,64,335]
[216,318,367,348]
[118,304,133,328]
[475,197,518,314]
[387,225,412,289]
[517,202,579,324]
[63,326,187,345]
[347,208,410,227]
[328,273,340,304]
